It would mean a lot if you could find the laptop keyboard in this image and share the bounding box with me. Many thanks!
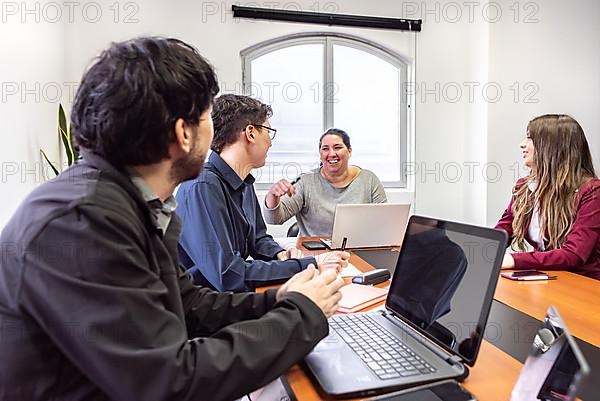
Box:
[330,314,437,380]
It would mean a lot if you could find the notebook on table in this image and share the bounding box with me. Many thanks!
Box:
[304,215,508,398]
[338,284,389,314]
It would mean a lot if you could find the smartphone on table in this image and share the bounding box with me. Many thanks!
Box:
[301,240,328,251]
[501,270,557,281]
[370,380,476,401]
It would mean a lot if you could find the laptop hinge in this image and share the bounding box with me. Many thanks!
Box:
[383,310,461,365]
[447,355,463,366]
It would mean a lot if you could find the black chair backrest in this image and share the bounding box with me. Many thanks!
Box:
[286,222,299,237]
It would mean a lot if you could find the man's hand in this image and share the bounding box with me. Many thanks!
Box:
[265,179,296,209]
[315,251,350,273]
[276,265,345,318]
[276,247,303,261]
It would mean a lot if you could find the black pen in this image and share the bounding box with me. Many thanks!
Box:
[290,176,301,185]
[341,237,347,251]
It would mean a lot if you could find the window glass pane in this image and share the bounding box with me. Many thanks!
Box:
[332,44,401,182]
[250,44,324,183]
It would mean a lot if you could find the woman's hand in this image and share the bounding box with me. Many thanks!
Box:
[501,253,515,269]
[265,179,297,209]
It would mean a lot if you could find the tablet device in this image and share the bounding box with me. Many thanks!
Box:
[371,380,476,401]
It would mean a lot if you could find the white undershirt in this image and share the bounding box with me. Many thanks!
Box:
[527,180,546,251]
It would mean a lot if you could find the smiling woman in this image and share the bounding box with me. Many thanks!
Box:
[318,128,358,187]
[263,128,387,237]
[495,114,600,280]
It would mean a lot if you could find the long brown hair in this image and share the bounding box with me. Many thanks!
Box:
[511,115,596,250]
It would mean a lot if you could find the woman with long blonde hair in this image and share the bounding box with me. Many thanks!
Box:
[496,114,599,280]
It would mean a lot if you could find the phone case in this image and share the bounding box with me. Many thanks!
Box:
[501,272,556,281]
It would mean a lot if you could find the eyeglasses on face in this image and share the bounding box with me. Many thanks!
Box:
[252,124,277,140]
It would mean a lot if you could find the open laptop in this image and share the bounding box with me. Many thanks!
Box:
[304,215,508,398]
[511,305,590,401]
[321,203,411,249]
[371,305,590,401]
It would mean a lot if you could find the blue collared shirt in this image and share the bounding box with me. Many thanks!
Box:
[176,152,316,292]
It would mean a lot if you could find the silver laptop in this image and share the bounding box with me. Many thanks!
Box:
[304,215,508,398]
[511,305,590,401]
[321,203,411,249]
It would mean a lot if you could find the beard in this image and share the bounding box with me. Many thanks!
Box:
[170,135,207,184]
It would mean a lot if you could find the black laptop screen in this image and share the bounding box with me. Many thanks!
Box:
[386,216,506,365]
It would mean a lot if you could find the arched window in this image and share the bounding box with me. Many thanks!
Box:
[241,32,410,187]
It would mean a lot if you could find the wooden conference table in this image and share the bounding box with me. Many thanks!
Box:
[276,238,600,401]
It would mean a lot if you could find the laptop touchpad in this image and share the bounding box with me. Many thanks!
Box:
[307,332,375,388]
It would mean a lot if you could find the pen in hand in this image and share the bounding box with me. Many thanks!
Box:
[339,237,348,273]
[290,176,301,185]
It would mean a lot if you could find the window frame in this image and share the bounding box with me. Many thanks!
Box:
[241,32,411,188]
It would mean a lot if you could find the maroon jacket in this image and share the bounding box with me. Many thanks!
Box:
[495,178,600,280]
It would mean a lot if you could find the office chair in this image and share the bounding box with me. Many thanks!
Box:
[287,222,299,237]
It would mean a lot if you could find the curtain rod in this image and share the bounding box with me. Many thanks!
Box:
[231,5,422,32]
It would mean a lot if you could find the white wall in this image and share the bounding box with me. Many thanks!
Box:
[0,3,65,230]
[413,1,490,224]
[487,0,600,225]
[2,0,599,234]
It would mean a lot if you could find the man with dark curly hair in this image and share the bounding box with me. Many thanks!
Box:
[176,94,350,292]
[0,37,345,401]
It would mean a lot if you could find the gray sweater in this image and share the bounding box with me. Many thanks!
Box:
[263,168,387,237]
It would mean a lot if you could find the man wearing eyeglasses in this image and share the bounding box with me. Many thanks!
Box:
[176,94,350,292]
[0,38,347,401]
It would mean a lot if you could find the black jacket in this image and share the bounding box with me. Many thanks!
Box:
[0,153,328,401]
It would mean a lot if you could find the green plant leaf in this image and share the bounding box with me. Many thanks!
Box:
[40,149,60,177]
[59,127,74,166]
[58,104,67,132]
[58,104,75,166]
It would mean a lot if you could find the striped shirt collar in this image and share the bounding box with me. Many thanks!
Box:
[127,168,177,235]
